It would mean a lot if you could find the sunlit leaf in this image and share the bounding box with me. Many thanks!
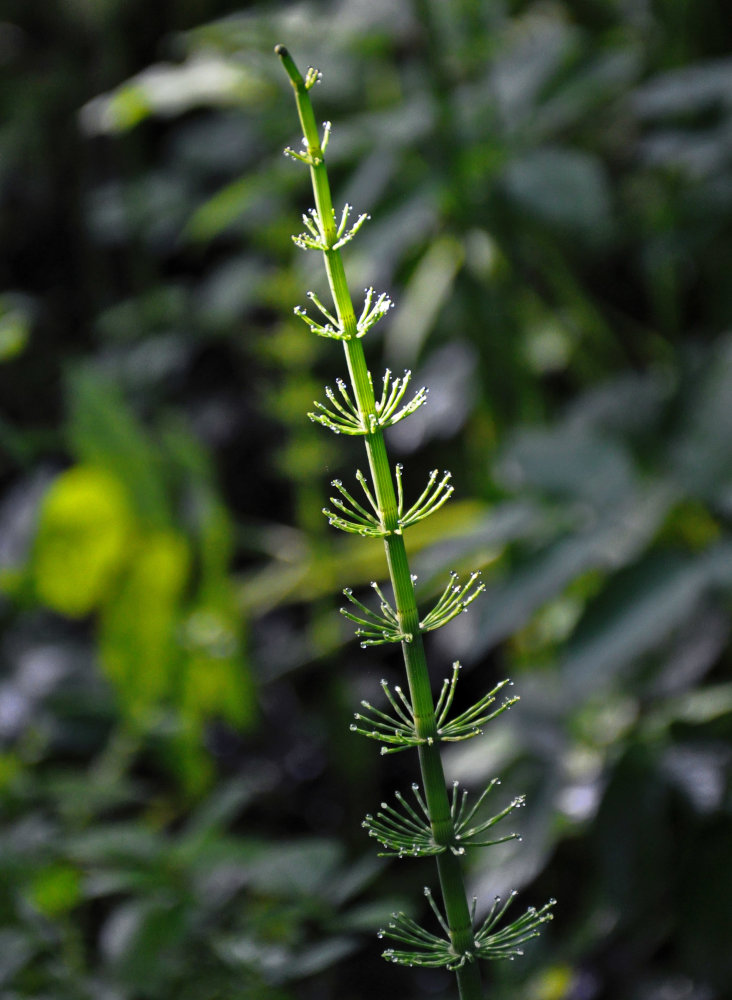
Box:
[99,530,190,716]
[80,53,273,135]
[33,465,134,617]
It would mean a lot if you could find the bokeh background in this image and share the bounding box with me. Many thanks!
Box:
[1,1,732,998]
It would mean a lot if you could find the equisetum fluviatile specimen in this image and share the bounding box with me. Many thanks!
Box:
[275,44,555,999]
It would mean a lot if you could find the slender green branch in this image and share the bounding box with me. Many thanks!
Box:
[275,44,554,998]
[276,45,482,994]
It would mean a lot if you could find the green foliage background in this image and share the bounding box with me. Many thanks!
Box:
[1,1,731,998]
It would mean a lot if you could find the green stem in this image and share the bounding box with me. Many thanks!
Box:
[276,45,483,1000]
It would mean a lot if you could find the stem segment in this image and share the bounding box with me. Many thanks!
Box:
[276,45,483,999]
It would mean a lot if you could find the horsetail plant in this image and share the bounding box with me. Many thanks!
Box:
[275,45,555,998]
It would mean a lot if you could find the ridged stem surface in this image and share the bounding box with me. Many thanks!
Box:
[276,45,483,1000]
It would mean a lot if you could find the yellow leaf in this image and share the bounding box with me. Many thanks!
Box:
[100,530,190,716]
[34,465,133,617]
